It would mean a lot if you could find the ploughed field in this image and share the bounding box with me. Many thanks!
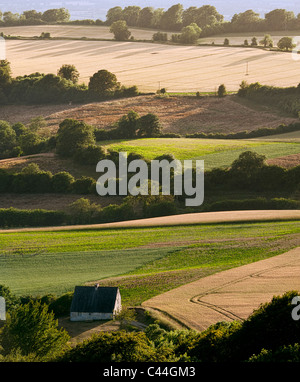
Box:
[0,95,297,136]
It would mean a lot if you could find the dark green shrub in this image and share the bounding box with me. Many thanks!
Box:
[51,172,74,193]
[1,300,70,360]
[73,144,106,165]
[188,321,242,362]
[56,119,96,158]
[203,198,300,212]
[72,176,96,194]
[153,32,168,41]
[144,200,177,217]
[59,331,159,362]
[230,291,300,362]
[0,169,13,192]
[99,203,136,223]
[217,84,227,97]
[248,343,300,362]
[0,208,66,228]
[48,292,73,317]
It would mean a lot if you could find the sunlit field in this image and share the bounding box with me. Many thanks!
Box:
[5,38,300,92]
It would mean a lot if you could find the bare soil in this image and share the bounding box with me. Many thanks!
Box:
[267,153,300,169]
[0,95,296,136]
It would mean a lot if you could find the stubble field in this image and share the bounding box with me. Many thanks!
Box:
[5,38,300,92]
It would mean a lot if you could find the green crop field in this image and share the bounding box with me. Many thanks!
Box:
[102,138,300,169]
[1,220,299,304]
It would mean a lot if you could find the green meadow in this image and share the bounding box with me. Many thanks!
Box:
[1,220,299,303]
[102,138,300,169]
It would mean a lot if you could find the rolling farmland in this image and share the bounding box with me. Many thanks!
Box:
[5,37,300,93]
[1,218,299,300]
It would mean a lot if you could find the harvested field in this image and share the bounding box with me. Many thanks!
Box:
[0,95,296,136]
[1,25,157,40]
[142,246,300,331]
[199,30,300,46]
[267,153,300,168]
[5,39,300,93]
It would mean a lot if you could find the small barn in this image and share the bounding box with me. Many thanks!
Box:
[70,285,121,322]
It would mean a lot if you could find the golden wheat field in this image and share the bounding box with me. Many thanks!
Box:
[0,25,157,40]
[5,35,300,92]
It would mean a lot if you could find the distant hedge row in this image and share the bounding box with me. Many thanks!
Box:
[0,196,298,228]
[202,197,300,212]
[186,122,300,140]
[0,168,97,195]
[0,208,66,228]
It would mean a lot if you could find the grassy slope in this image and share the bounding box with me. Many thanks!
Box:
[102,138,300,169]
[1,220,299,302]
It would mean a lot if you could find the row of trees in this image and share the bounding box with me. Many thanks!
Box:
[1,5,300,36]
[105,5,300,36]
[0,8,70,26]
[109,18,296,51]
[0,61,139,105]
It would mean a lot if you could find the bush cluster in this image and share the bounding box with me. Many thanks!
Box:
[0,63,139,106]
[237,81,300,117]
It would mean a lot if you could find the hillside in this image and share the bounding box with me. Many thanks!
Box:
[0,95,297,136]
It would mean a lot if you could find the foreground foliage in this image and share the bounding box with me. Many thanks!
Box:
[2,289,299,362]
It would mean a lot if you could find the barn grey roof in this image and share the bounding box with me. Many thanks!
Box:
[70,286,119,313]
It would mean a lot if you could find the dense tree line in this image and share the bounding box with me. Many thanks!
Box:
[1,5,300,37]
[104,4,300,36]
[0,61,139,106]
[0,150,299,228]
[0,8,70,26]
[1,285,300,362]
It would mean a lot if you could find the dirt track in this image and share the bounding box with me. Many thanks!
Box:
[1,209,300,233]
[142,246,300,331]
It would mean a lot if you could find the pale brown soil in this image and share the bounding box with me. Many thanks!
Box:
[267,153,300,169]
[142,246,300,331]
[0,95,296,136]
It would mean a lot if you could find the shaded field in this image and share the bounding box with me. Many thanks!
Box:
[6,39,300,92]
[0,218,299,302]
[1,95,296,137]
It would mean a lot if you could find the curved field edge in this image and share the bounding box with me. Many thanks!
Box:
[0,216,299,304]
